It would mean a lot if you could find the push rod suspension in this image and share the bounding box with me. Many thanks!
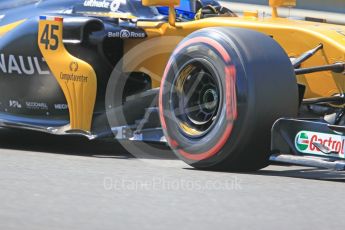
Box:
[293,44,323,68]
[295,63,345,75]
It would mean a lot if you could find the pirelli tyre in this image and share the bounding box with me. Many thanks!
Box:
[159,27,299,171]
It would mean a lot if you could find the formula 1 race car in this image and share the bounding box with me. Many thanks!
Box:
[0,0,345,171]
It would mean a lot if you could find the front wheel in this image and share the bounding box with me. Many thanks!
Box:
[159,27,299,171]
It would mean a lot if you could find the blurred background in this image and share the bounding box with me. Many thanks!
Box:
[227,0,344,13]
[220,0,345,25]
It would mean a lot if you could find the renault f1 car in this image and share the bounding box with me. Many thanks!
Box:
[0,0,345,171]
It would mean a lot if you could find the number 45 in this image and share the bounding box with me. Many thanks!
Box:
[40,24,59,50]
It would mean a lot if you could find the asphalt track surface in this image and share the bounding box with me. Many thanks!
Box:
[0,128,345,230]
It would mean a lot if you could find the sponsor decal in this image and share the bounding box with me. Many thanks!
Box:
[295,131,345,158]
[59,61,88,83]
[69,61,79,72]
[295,131,309,151]
[25,101,48,110]
[109,0,120,12]
[119,30,130,39]
[108,29,146,39]
[0,53,50,76]
[83,0,120,12]
[9,100,22,109]
[60,72,88,83]
[54,104,68,110]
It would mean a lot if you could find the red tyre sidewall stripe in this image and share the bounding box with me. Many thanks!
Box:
[159,58,172,130]
[179,124,234,160]
[159,36,238,161]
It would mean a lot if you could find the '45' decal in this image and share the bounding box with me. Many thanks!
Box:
[39,24,59,50]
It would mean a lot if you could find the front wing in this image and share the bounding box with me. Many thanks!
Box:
[270,118,345,170]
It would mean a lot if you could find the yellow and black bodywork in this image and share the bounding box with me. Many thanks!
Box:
[0,0,345,170]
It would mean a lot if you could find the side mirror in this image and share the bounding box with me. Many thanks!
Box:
[142,0,180,26]
[142,0,180,6]
[269,0,296,7]
[269,0,296,17]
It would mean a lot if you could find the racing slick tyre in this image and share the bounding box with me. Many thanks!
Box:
[159,27,299,171]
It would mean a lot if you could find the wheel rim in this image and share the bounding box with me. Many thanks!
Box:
[171,59,221,138]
